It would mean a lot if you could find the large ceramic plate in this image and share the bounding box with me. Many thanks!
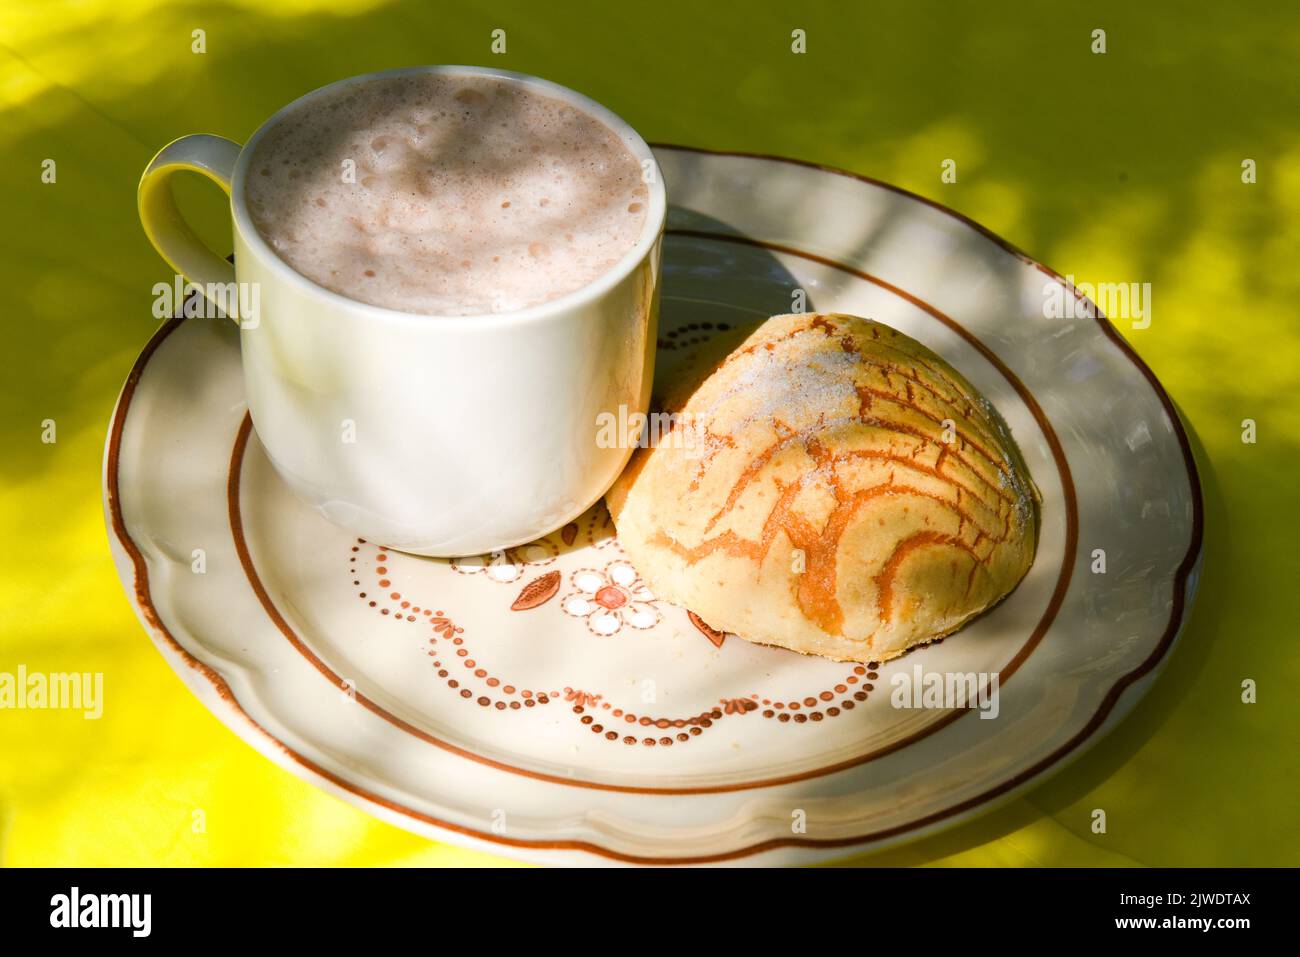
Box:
[103,145,1202,865]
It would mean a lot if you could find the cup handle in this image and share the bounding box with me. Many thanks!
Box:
[138,134,242,322]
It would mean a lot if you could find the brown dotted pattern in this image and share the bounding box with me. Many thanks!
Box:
[350,529,882,746]
[657,320,731,352]
[352,540,557,712]
[756,664,879,722]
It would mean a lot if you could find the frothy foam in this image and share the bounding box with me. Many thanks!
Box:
[245,73,650,316]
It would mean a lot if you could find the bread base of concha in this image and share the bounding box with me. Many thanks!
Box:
[607,312,1039,663]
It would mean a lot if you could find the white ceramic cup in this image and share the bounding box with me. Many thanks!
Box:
[138,65,665,557]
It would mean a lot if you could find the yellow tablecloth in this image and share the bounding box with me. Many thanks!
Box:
[2,0,1296,866]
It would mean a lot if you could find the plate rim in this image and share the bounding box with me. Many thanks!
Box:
[104,144,1205,864]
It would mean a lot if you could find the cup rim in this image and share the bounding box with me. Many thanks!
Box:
[230,64,667,326]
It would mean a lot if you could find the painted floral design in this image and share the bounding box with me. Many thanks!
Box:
[431,614,463,639]
[589,502,620,550]
[565,689,602,709]
[561,561,661,636]
[451,541,557,583]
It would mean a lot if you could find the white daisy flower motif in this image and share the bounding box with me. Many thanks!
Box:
[451,542,557,583]
[561,561,661,636]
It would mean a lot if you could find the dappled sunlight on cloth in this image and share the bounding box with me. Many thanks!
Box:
[1,0,1297,866]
